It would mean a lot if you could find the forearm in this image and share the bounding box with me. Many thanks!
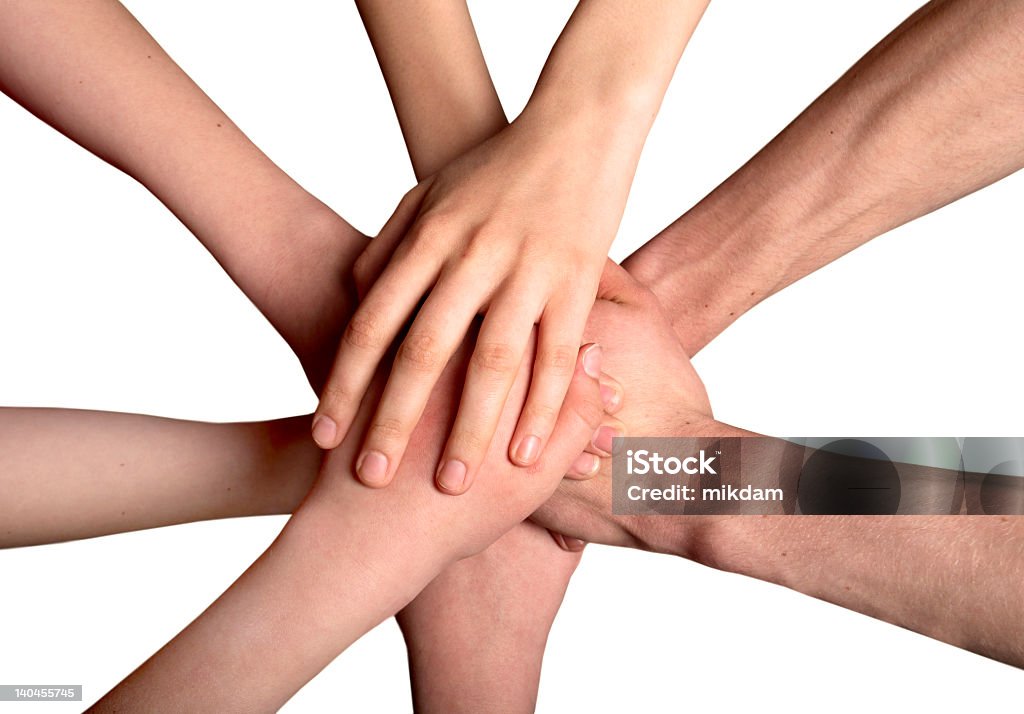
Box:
[520,0,708,211]
[627,420,1024,668]
[0,409,318,548]
[691,514,1024,668]
[625,0,1024,354]
[356,0,506,179]
[92,481,444,712]
[0,0,365,375]
[397,523,580,714]
[95,343,603,709]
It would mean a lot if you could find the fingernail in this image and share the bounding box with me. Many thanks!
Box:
[571,452,600,477]
[600,383,621,409]
[582,344,603,379]
[357,450,389,486]
[514,435,541,464]
[592,425,619,454]
[437,459,468,493]
[311,414,337,448]
[561,536,587,552]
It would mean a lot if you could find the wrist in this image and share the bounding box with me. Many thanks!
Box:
[625,173,813,354]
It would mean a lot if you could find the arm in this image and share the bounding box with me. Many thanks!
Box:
[355,0,506,180]
[92,340,607,711]
[355,6,615,711]
[625,0,1024,355]
[528,266,1024,669]
[315,0,709,496]
[0,0,365,379]
[0,409,318,548]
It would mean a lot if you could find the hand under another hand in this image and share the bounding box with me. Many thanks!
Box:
[532,261,716,551]
[312,113,635,496]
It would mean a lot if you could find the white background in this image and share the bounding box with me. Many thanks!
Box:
[1,1,1022,711]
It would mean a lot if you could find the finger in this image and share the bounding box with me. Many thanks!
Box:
[357,268,492,488]
[533,343,606,483]
[353,183,429,297]
[583,416,625,459]
[434,292,540,495]
[599,371,624,415]
[566,451,602,479]
[549,530,587,552]
[510,292,595,466]
[313,257,441,450]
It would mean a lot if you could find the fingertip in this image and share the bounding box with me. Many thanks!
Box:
[356,450,392,488]
[591,422,624,456]
[551,531,587,553]
[599,375,623,413]
[436,459,470,495]
[581,343,602,379]
[311,414,339,449]
[567,452,600,479]
[511,434,542,466]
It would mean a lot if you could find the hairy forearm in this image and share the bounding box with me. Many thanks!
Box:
[0,0,365,376]
[626,0,1024,354]
[356,0,506,180]
[627,420,1024,669]
[689,514,1024,668]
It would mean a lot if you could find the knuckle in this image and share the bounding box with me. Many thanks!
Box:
[471,341,518,375]
[352,252,374,285]
[524,401,560,428]
[321,381,357,408]
[540,344,578,377]
[450,428,486,455]
[411,213,454,249]
[397,332,442,372]
[343,310,385,350]
[368,416,405,444]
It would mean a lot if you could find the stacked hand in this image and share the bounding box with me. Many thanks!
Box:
[312,114,633,495]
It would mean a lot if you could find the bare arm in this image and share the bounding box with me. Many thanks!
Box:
[354,6,611,711]
[355,0,506,179]
[526,267,1024,669]
[314,0,710,499]
[624,0,1024,354]
[92,341,607,711]
[0,0,365,378]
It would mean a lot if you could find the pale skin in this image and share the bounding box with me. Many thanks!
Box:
[316,0,711,497]
[4,0,1024,706]
[0,1,618,710]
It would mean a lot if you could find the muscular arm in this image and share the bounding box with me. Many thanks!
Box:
[525,267,1024,669]
[624,0,1024,354]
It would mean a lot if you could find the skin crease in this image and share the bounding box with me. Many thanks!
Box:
[316,0,711,499]
[90,333,608,711]
[4,0,1024,704]
[0,2,621,710]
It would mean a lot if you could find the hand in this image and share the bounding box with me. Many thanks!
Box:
[531,262,715,551]
[309,329,613,567]
[312,113,635,495]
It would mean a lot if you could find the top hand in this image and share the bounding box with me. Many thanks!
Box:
[312,113,635,494]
